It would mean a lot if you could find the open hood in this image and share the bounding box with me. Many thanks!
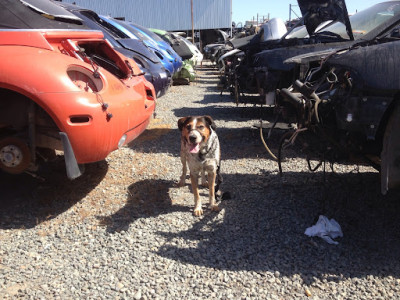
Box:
[228,34,256,49]
[298,0,353,39]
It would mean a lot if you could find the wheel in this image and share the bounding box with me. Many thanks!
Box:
[381,103,400,194]
[0,137,31,174]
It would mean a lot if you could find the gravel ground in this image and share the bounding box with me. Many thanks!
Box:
[1,61,400,299]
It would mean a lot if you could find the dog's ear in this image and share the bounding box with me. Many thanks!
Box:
[204,115,216,131]
[178,117,189,131]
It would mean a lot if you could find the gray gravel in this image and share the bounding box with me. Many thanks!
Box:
[1,61,400,299]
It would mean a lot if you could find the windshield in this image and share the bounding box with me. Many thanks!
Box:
[285,25,309,39]
[127,26,150,41]
[131,23,164,42]
[100,16,139,40]
[321,2,400,39]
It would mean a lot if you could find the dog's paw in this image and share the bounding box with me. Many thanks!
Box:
[210,204,221,212]
[193,207,203,216]
[201,181,208,188]
[177,180,185,187]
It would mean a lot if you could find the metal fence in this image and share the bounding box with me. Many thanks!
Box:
[60,0,232,31]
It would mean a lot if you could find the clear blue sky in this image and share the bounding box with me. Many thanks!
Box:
[232,0,383,24]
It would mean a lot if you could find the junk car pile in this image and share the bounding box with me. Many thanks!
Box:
[207,0,400,194]
[0,0,202,179]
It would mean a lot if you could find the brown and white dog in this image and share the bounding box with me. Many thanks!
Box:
[178,115,222,216]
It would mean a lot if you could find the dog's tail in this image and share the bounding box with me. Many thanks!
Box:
[215,163,231,201]
[215,164,222,193]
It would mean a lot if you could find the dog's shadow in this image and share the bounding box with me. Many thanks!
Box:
[97,179,190,233]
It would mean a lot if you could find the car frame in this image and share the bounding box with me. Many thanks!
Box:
[220,0,400,105]
[274,24,400,194]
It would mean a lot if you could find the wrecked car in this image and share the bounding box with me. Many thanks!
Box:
[100,16,178,76]
[150,29,203,83]
[150,28,195,61]
[0,0,156,179]
[221,0,400,105]
[125,22,183,72]
[275,30,400,194]
[58,2,171,98]
[173,33,203,66]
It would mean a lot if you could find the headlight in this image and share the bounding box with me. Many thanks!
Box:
[159,71,167,79]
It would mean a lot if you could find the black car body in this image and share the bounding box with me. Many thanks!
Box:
[223,1,400,105]
[276,28,400,194]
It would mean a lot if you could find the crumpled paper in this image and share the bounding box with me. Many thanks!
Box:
[304,215,343,245]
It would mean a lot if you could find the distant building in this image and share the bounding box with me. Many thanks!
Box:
[59,0,232,31]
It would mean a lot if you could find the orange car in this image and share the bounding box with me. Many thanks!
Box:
[0,30,156,179]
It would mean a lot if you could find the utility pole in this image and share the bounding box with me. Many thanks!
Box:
[289,4,299,25]
[230,0,232,37]
[191,0,194,43]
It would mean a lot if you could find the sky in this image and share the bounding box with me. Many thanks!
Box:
[232,0,385,25]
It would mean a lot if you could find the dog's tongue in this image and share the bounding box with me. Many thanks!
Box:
[189,143,200,153]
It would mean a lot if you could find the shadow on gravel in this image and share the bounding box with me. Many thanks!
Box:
[98,179,190,233]
[173,104,271,122]
[129,127,180,156]
[0,160,108,229]
[155,170,400,284]
[195,76,221,84]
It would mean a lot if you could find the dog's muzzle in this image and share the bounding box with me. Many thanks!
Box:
[189,135,197,143]
[187,130,202,153]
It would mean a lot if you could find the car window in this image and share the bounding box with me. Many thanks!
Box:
[131,23,164,42]
[285,26,308,39]
[125,26,148,40]
[321,2,400,39]
[100,16,139,40]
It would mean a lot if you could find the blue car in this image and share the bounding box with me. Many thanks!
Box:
[100,16,178,75]
[126,22,183,73]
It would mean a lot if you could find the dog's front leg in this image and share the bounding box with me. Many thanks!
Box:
[208,171,220,212]
[178,154,187,187]
[190,173,203,216]
[201,168,208,187]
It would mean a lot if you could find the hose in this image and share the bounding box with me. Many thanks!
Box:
[259,120,278,161]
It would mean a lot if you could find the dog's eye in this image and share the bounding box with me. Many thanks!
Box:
[186,125,191,130]
[198,125,205,130]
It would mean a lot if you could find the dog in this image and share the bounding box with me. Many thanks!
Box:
[178,115,222,216]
